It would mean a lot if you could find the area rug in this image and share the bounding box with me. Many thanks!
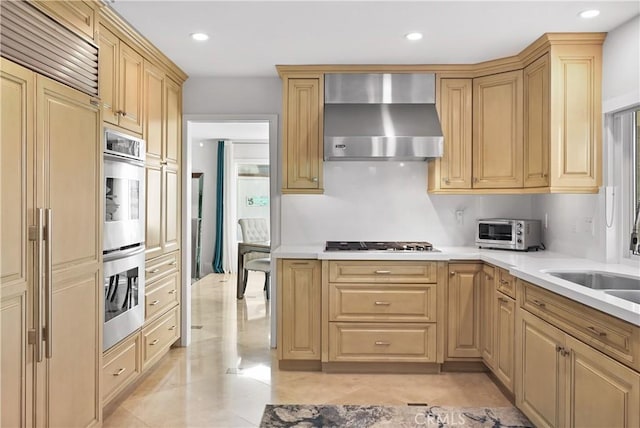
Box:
[260,404,533,428]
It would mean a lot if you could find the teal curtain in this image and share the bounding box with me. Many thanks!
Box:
[212,141,224,273]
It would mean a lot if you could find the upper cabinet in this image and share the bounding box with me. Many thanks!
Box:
[523,54,550,188]
[99,24,144,135]
[473,70,524,189]
[281,75,323,194]
[33,1,96,41]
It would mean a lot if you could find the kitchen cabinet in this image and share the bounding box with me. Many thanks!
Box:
[480,265,496,369]
[473,70,524,189]
[516,307,639,428]
[144,64,182,261]
[429,78,473,191]
[278,259,322,362]
[1,58,102,427]
[281,76,323,194]
[494,291,515,392]
[99,24,144,134]
[446,263,482,359]
[33,1,96,41]
[526,46,602,192]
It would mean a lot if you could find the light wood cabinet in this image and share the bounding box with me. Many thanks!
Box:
[524,54,550,188]
[429,78,473,191]
[473,70,524,189]
[494,291,515,392]
[99,24,144,134]
[33,1,96,41]
[278,259,322,361]
[446,263,482,359]
[1,58,102,427]
[103,333,141,405]
[480,265,496,369]
[144,63,182,261]
[282,76,323,193]
[516,307,640,428]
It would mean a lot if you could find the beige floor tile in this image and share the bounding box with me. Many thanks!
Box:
[105,273,511,427]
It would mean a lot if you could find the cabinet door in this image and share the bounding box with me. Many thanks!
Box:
[1,58,34,428]
[524,54,550,188]
[437,78,472,189]
[549,45,602,191]
[279,260,321,360]
[516,309,565,428]
[98,25,119,126]
[165,77,181,167]
[118,42,144,134]
[144,62,164,163]
[565,335,640,428]
[37,75,101,427]
[480,265,496,369]
[447,263,482,359]
[34,1,95,41]
[284,78,322,192]
[163,166,180,254]
[473,70,523,188]
[145,164,163,260]
[494,292,515,392]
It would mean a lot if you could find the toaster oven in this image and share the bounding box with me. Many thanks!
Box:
[476,219,542,251]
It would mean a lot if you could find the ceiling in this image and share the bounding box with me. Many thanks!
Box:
[110,1,640,77]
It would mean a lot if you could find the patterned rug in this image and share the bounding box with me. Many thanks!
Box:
[260,404,533,428]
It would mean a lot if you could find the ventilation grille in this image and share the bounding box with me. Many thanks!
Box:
[0,1,98,96]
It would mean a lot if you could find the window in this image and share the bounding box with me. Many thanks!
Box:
[633,110,640,256]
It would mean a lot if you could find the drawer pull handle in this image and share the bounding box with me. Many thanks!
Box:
[168,289,177,295]
[150,339,159,346]
[375,270,391,274]
[500,279,509,285]
[498,297,508,303]
[532,299,546,308]
[375,341,391,346]
[148,268,160,274]
[113,368,126,376]
[170,261,177,266]
[587,326,607,337]
[374,301,391,306]
[150,300,160,306]
[168,325,176,331]
[485,275,493,280]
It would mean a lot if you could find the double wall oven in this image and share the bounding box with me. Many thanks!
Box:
[103,129,146,350]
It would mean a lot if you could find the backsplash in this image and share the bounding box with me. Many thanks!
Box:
[281,161,534,246]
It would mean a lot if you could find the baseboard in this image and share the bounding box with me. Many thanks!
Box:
[441,360,489,372]
[322,362,441,374]
[279,360,322,371]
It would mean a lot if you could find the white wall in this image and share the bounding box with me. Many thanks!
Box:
[282,162,533,245]
[531,15,640,262]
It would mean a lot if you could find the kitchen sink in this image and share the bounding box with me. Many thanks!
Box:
[547,271,640,291]
[604,290,640,305]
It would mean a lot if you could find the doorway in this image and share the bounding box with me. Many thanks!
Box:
[181,114,279,347]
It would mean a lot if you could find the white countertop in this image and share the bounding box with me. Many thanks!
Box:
[272,244,640,326]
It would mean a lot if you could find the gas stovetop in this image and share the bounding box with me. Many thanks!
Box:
[325,241,437,252]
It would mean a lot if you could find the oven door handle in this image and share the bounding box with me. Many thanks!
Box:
[103,152,145,167]
[104,246,146,262]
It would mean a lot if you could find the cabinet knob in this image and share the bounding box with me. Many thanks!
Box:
[443,178,450,185]
[121,111,127,117]
[311,177,318,183]
[450,271,456,276]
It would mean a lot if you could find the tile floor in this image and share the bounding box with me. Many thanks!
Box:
[104,272,510,427]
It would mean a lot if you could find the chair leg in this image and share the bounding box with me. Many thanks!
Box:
[264,272,270,300]
[242,269,249,295]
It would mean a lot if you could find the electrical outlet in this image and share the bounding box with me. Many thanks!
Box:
[455,210,464,226]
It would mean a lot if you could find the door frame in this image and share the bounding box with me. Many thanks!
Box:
[181,114,279,347]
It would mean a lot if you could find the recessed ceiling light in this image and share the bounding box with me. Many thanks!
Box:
[579,10,600,19]
[405,32,423,41]
[191,32,209,41]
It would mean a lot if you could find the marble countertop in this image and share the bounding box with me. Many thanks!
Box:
[272,244,640,326]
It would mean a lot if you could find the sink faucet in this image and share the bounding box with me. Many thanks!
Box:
[632,202,640,255]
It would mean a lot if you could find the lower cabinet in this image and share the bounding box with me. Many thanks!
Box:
[516,307,640,428]
[103,334,141,404]
[278,259,322,361]
[480,265,496,368]
[494,291,515,392]
[447,263,483,359]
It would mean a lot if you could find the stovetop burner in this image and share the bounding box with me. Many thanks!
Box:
[325,241,436,252]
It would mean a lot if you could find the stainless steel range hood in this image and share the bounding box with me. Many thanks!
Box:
[324,73,444,161]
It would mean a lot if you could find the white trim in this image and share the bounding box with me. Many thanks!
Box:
[182,114,279,349]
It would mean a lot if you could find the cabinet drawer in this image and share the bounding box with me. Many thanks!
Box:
[145,272,180,321]
[142,306,180,369]
[497,268,516,298]
[329,323,436,362]
[145,251,179,283]
[329,284,436,322]
[329,261,437,284]
[521,280,640,371]
[103,333,140,403]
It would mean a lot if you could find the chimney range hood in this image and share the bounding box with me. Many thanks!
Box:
[323,73,444,161]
